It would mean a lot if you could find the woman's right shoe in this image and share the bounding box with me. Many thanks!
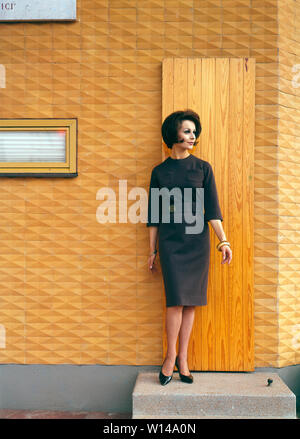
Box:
[159,358,174,385]
[175,356,194,384]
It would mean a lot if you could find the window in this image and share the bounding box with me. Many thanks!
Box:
[0,119,77,177]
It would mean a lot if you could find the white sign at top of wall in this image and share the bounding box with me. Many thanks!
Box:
[0,0,76,21]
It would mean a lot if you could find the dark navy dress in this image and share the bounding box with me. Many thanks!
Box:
[146,153,223,307]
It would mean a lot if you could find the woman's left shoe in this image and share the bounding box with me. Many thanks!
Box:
[175,356,193,383]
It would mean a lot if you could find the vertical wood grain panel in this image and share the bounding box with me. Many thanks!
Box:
[162,57,255,371]
[201,58,216,370]
[188,58,202,368]
[229,58,244,370]
[243,57,255,370]
[173,58,188,111]
[162,58,174,162]
[215,58,230,370]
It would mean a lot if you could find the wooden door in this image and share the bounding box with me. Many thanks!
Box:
[162,57,255,371]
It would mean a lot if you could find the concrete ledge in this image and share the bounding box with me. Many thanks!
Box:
[132,371,296,419]
[0,364,298,415]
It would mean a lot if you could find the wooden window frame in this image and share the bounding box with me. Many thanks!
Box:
[0,118,78,177]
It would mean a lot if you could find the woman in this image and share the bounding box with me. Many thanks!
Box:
[146,109,232,386]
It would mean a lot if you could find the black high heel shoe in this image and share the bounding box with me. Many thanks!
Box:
[175,356,193,383]
[159,358,175,385]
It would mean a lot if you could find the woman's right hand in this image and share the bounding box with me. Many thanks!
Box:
[148,253,157,273]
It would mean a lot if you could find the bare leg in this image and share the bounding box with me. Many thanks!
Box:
[161,305,183,375]
[177,305,196,375]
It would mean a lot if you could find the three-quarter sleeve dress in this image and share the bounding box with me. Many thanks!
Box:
[147,153,223,307]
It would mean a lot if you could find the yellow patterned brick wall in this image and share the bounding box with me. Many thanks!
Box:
[0,0,297,367]
[277,0,300,366]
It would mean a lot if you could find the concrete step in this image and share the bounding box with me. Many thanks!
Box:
[132,371,296,419]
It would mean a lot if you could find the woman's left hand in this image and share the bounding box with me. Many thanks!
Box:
[221,245,232,265]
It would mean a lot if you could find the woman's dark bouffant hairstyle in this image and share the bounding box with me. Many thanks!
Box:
[161,109,202,149]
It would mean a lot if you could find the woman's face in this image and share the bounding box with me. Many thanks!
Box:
[173,119,196,150]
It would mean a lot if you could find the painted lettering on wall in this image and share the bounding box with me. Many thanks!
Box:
[0,3,16,10]
[0,0,76,21]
